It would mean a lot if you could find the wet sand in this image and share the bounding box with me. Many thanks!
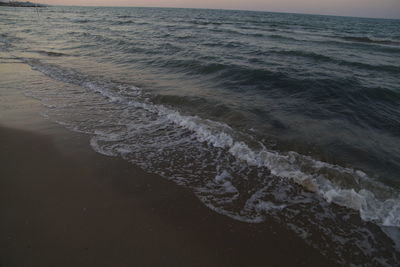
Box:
[0,62,337,266]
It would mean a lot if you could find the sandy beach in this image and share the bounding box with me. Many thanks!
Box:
[0,62,338,266]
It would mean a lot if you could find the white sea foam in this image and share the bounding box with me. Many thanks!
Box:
[214,171,238,194]
[153,104,400,228]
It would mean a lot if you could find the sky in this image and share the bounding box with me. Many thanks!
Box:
[35,0,400,19]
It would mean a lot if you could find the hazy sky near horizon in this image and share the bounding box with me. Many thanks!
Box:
[37,0,400,19]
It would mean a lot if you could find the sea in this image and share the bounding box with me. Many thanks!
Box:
[1,6,399,265]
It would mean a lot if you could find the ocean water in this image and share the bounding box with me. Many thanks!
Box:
[1,6,400,265]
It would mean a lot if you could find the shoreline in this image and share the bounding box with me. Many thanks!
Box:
[0,62,336,266]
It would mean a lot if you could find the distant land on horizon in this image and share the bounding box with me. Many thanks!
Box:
[0,1,46,7]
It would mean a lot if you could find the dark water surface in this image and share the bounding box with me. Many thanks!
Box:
[1,6,399,265]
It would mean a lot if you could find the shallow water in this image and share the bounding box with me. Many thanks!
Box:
[1,6,399,265]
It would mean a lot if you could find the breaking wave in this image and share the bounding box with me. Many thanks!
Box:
[341,36,400,46]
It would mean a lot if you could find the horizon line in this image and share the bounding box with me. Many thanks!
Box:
[37,4,400,20]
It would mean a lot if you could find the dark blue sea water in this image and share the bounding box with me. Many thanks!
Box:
[1,6,399,265]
